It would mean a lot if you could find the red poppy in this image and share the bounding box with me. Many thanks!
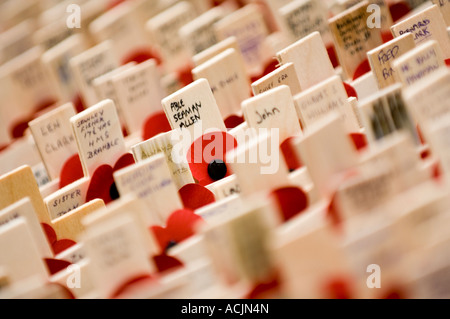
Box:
[178,183,216,211]
[150,209,204,254]
[271,186,308,222]
[44,258,73,276]
[250,58,279,84]
[353,59,371,81]
[327,44,339,68]
[41,222,76,255]
[343,82,358,99]
[389,1,410,22]
[382,31,394,43]
[141,112,172,141]
[85,152,136,204]
[224,114,245,129]
[349,132,368,151]
[152,253,184,274]
[10,98,57,138]
[246,274,281,299]
[187,131,238,186]
[122,47,161,65]
[323,276,353,299]
[280,137,302,172]
[59,154,84,189]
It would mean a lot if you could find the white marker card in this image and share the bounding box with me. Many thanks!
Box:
[349,71,379,101]
[274,222,353,298]
[402,68,450,131]
[279,0,333,45]
[162,71,184,96]
[288,166,313,190]
[214,4,270,76]
[0,0,40,30]
[55,243,86,265]
[41,34,87,102]
[92,62,136,131]
[82,214,155,298]
[201,200,277,285]
[242,85,302,143]
[292,113,359,198]
[82,194,158,255]
[226,132,290,197]
[329,1,383,80]
[348,96,364,129]
[69,41,120,107]
[0,165,51,225]
[276,31,335,90]
[293,75,360,133]
[424,113,450,183]
[44,177,90,220]
[179,6,226,57]
[392,40,446,87]
[367,33,416,89]
[130,0,178,26]
[337,0,393,33]
[166,235,206,265]
[146,1,197,73]
[92,63,136,105]
[50,259,94,299]
[264,31,291,55]
[32,162,50,189]
[0,267,8,290]
[39,179,60,199]
[71,99,126,177]
[0,218,49,284]
[113,153,183,224]
[0,115,10,149]
[391,4,450,59]
[196,194,243,222]
[134,259,222,299]
[0,46,61,124]
[89,1,151,63]
[112,59,167,134]
[33,18,74,50]
[251,62,302,96]
[186,0,212,14]
[193,36,240,67]
[387,181,450,250]
[28,103,78,180]
[0,198,52,258]
[263,0,296,31]
[342,208,411,298]
[0,20,33,65]
[358,132,426,194]
[206,175,241,201]
[192,48,250,119]
[0,136,43,177]
[358,83,419,144]
[161,78,226,140]
[51,199,105,242]
[131,131,194,189]
[72,0,112,46]
[335,166,397,222]
[431,0,450,27]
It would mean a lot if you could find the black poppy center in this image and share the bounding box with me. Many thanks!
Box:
[165,240,178,252]
[207,159,227,181]
[109,182,120,200]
